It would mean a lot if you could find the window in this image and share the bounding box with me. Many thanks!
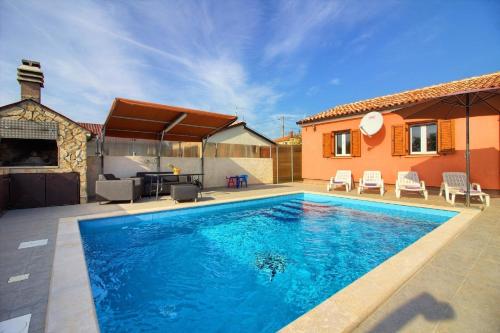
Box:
[410,123,437,154]
[334,131,351,156]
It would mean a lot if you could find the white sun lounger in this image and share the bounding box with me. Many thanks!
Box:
[395,171,428,200]
[327,170,352,192]
[439,172,490,206]
[358,171,384,196]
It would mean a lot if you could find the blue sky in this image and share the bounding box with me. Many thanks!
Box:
[1,0,499,138]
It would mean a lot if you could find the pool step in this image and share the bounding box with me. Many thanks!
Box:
[262,212,298,223]
[262,206,302,222]
[284,201,336,212]
[273,207,300,216]
[280,203,304,211]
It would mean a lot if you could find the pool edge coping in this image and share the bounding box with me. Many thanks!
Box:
[280,192,479,332]
[45,190,479,333]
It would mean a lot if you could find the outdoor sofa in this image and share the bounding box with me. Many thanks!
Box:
[136,172,189,196]
[95,174,142,204]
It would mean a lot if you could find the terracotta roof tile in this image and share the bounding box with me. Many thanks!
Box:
[78,122,103,137]
[298,71,500,124]
[274,133,301,142]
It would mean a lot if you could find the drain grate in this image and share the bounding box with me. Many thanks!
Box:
[255,253,287,281]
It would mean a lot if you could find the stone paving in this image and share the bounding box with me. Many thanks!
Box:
[0,183,498,332]
[354,192,500,332]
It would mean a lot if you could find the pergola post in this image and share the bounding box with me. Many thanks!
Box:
[158,113,188,172]
[157,130,165,172]
[201,140,207,189]
[100,128,106,173]
[276,145,279,184]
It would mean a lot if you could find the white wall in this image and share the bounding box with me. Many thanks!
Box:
[103,156,201,178]
[204,157,273,188]
[103,156,157,177]
[102,155,272,188]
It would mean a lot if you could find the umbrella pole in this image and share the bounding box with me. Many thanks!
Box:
[465,94,471,207]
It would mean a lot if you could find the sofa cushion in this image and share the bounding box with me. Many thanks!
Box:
[100,174,118,180]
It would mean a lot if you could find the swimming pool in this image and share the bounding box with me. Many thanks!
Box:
[79,193,457,332]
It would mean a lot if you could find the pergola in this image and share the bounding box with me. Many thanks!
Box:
[101,98,237,172]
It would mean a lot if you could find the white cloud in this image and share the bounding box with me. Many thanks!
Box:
[330,78,341,85]
[264,0,343,61]
[0,0,281,124]
[306,86,320,96]
[0,0,391,136]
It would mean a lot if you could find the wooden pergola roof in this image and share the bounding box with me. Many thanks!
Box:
[103,98,237,142]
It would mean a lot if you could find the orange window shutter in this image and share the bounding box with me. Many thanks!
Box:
[438,119,455,153]
[351,129,361,157]
[322,132,332,158]
[391,124,406,156]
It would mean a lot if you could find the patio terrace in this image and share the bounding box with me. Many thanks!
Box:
[0,183,498,333]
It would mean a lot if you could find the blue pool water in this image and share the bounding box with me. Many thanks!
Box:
[79,193,456,333]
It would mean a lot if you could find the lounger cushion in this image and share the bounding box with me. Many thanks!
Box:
[403,185,422,190]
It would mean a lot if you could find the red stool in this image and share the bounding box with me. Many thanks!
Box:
[226,176,238,188]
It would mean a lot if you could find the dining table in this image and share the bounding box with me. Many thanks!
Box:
[144,173,204,200]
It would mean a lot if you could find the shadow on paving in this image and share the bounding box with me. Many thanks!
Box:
[366,293,455,333]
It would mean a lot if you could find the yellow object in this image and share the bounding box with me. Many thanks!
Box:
[172,167,181,175]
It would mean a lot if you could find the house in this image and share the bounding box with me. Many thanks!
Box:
[0,60,91,208]
[297,72,500,190]
[206,121,275,153]
[274,131,302,145]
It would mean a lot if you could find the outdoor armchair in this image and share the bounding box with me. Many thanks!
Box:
[395,171,428,200]
[440,172,490,206]
[327,170,352,192]
[358,171,384,196]
[96,174,142,204]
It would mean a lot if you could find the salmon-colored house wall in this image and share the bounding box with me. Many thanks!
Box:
[301,108,500,190]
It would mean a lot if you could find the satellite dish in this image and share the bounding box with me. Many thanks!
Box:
[359,111,383,136]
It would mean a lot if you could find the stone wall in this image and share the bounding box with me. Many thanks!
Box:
[0,100,89,203]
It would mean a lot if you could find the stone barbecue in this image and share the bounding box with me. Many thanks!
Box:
[0,60,90,204]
